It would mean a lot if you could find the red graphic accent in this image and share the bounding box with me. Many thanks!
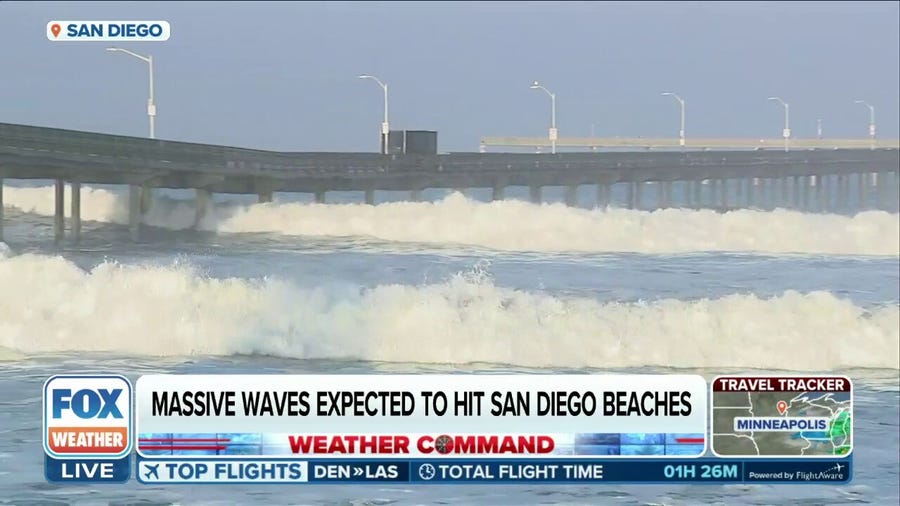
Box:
[138,437,230,451]
[140,445,228,450]
[139,438,229,442]
[674,438,705,444]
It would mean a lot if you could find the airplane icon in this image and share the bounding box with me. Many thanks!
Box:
[144,463,160,480]
[829,463,845,474]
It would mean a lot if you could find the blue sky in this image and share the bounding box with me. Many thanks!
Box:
[1,1,897,152]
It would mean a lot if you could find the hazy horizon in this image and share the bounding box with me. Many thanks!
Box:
[1,1,898,152]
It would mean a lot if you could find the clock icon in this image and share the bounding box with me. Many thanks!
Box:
[418,463,436,481]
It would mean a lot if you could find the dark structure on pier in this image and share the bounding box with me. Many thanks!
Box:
[0,122,897,242]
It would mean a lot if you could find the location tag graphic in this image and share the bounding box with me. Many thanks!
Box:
[50,24,61,37]
[776,400,788,415]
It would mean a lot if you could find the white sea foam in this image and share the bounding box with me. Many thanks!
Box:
[0,241,24,362]
[0,252,896,370]
[2,185,898,255]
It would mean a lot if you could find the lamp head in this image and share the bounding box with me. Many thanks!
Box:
[530,80,540,89]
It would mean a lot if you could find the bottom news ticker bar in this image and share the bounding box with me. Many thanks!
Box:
[133,457,851,484]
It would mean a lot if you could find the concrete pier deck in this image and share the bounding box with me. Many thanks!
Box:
[1,122,897,242]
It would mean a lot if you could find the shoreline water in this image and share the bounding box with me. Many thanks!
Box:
[0,189,897,504]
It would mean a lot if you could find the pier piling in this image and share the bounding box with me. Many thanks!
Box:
[596,183,610,208]
[530,185,542,204]
[749,178,758,208]
[720,179,728,209]
[128,184,141,241]
[140,184,153,214]
[792,176,800,209]
[877,171,888,209]
[71,182,81,242]
[780,177,788,209]
[194,188,210,229]
[857,173,866,209]
[837,175,847,213]
[565,185,578,207]
[799,177,806,209]
[54,179,65,243]
[816,176,825,211]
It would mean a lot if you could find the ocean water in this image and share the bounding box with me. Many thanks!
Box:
[0,182,898,505]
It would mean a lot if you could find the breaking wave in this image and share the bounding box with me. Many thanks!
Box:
[3,185,898,255]
[0,251,896,370]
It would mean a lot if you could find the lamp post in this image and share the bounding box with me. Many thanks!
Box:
[661,92,685,147]
[359,75,389,154]
[106,47,155,139]
[530,81,557,154]
[767,97,790,152]
[854,100,876,149]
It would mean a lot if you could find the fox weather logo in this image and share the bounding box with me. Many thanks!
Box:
[47,21,171,42]
[43,375,133,459]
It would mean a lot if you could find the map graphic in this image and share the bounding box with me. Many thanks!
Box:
[712,388,852,457]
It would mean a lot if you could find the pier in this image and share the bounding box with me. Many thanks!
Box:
[479,136,900,151]
[0,122,898,242]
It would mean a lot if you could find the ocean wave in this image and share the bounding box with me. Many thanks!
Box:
[3,185,898,255]
[0,252,896,370]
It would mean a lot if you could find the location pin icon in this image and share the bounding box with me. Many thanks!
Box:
[776,400,788,415]
[50,23,61,37]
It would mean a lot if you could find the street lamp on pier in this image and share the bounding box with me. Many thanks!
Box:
[661,92,685,147]
[359,74,389,154]
[106,47,156,138]
[530,81,557,154]
[767,96,790,152]
[854,100,876,149]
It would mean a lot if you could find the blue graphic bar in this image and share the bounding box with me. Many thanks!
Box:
[134,457,851,484]
[45,455,131,483]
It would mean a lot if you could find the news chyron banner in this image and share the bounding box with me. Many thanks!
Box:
[134,374,706,484]
[42,374,853,485]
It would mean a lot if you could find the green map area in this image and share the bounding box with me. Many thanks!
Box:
[712,392,852,457]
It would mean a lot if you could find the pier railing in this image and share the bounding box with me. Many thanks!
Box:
[479,136,900,151]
